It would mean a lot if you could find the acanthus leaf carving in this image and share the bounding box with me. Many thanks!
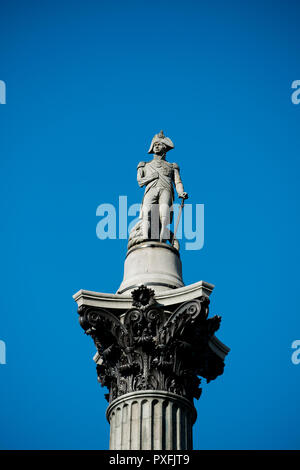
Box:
[77,286,226,403]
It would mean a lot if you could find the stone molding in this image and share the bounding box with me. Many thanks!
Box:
[73,280,215,310]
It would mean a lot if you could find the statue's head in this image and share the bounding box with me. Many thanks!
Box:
[148,130,174,155]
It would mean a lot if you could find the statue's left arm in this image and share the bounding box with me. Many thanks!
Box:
[173,163,188,200]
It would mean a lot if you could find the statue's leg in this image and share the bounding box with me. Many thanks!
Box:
[159,190,173,243]
[142,189,159,240]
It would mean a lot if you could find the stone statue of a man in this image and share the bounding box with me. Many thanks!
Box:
[137,130,188,243]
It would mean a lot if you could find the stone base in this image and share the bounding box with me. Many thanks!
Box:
[117,242,184,295]
[106,390,196,450]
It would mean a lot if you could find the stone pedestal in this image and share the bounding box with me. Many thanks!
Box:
[118,242,184,295]
[107,390,196,450]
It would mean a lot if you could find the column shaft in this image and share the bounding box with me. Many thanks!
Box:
[106,390,196,450]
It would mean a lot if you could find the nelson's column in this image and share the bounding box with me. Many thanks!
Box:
[73,130,230,450]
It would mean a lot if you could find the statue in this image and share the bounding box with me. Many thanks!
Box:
[128,131,188,250]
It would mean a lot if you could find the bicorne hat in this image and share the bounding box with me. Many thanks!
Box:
[148,130,175,154]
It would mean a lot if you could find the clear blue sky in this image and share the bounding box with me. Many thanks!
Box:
[0,0,300,450]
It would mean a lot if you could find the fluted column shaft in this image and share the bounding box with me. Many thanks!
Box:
[106,390,196,450]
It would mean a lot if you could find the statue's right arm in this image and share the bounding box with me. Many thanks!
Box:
[137,162,158,188]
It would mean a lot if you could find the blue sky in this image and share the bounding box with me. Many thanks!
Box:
[0,0,300,449]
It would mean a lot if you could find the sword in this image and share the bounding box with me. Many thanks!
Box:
[172,197,185,246]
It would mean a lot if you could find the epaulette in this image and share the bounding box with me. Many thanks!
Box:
[172,162,180,170]
[137,161,146,169]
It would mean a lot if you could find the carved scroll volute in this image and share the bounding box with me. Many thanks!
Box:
[123,305,167,349]
[156,297,206,347]
[78,305,127,350]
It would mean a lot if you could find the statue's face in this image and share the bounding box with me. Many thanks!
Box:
[153,142,165,154]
